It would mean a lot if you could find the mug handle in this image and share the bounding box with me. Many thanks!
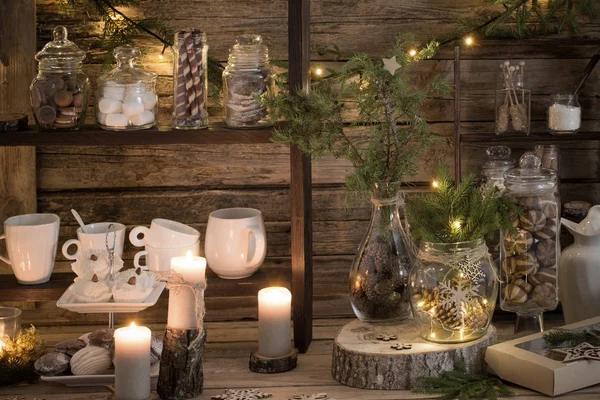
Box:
[129,226,149,247]
[244,226,266,269]
[134,250,149,270]
[62,239,81,261]
[0,234,10,265]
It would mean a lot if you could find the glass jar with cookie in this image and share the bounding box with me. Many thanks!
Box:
[30,26,89,130]
[500,152,559,333]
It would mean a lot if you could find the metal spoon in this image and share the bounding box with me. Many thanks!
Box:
[71,209,87,233]
[573,53,600,97]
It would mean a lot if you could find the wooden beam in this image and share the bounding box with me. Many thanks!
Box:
[454,45,461,184]
[0,1,37,228]
[288,0,313,353]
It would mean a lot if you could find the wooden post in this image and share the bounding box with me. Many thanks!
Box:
[0,0,37,274]
[288,0,312,353]
[453,45,461,184]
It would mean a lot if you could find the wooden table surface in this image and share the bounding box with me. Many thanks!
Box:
[1,318,599,400]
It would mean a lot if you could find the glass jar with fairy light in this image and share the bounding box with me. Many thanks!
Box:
[495,61,530,135]
[96,45,158,130]
[30,26,89,130]
[500,152,559,333]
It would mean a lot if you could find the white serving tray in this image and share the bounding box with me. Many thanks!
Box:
[56,282,166,313]
[41,363,160,387]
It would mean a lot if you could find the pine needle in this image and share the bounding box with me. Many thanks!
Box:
[412,368,514,400]
[543,328,600,347]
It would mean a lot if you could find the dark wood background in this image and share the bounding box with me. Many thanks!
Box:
[1,0,599,327]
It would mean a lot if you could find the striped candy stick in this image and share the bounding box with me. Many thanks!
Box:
[175,32,188,117]
[184,32,199,117]
[191,30,205,111]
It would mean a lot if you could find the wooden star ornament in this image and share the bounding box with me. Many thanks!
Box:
[382,56,401,75]
[555,342,600,363]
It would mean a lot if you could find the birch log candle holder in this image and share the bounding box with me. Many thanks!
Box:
[157,254,207,400]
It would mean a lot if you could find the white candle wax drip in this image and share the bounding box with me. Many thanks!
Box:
[549,103,581,132]
[114,323,151,400]
[167,252,206,330]
[258,287,292,357]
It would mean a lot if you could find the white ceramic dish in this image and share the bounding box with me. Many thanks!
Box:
[41,363,160,387]
[56,281,166,313]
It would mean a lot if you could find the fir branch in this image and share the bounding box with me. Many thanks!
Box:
[412,368,514,400]
[543,328,600,348]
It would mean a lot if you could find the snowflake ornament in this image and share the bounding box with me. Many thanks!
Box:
[390,343,412,351]
[291,394,336,400]
[375,334,397,341]
[438,279,480,320]
[454,255,485,284]
[211,389,272,400]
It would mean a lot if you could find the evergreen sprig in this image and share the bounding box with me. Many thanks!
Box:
[412,368,514,400]
[407,166,518,243]
[543,328,600,347]
[264,35,450,198]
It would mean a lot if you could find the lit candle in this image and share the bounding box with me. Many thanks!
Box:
[258,287,292,357]
[167,252,207,330]
[114,322,151,400]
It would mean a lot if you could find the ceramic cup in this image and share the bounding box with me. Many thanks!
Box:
[129,218,200,248]
[133,241,200,272]
[205,208,266,279]
[62,222,126,261]
[0,213,60,284]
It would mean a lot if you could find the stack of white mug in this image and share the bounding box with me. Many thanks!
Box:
[130,219,200,272]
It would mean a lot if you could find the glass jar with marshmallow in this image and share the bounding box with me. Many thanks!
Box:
[96,46,158,130]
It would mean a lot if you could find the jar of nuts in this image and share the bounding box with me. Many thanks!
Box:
[30,26,89,130]
[500,152,559,332]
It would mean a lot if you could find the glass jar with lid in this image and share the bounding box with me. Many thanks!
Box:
[96,45,157,130]
[495,61,530,135]
[222,35,272,129]
[30,26,89,130]
[481,145,514,192]
[500,152,559,333]
[548,94,581,135]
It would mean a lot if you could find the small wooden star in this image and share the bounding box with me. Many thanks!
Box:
[382,56,401,75]
[554,342,600,363]
[390,343,412,351]
[376,334,398,341]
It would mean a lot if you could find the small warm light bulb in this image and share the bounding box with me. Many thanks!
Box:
[465,36,474,46]
[429,332,436,339]
[483,299,488,305]
[0,339,4,353]
[417,301,424,308]
[453,220,462,229]
[315,68,323,76]
[409,49,417,57]
[432,180,439,189]
[158,53,164,60]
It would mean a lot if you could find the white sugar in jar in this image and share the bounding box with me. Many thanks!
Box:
[548,94,581,135]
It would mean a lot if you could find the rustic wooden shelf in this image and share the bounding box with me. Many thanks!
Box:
[461,131,600,143]
[0,123,274,146]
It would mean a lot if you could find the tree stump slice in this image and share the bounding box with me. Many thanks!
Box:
[249,349,298,373]
[157,328,206,400]
[331,319,496,390]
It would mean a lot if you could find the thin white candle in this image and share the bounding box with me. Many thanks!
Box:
[167,251,206,330]
[114,322,151,400]
[258,287,292,357]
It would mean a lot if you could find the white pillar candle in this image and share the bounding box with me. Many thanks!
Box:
[167,252,206,330]
[114,323,151,400]
[258,287,292,357]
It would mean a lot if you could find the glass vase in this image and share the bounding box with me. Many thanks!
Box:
[349,182,414,323]
[409,239,497,343]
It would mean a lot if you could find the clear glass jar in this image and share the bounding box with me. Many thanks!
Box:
[223,35,272,129]
[495,61,530,135]
[409,239,497,343]
[30,26,89,130]
[0,307,22,340]
[548,94,581,135]
[481,145,514,192]
[534,144,559,171]
[172,29,208,130]
[349,182,414,323]
[96,46,157,131]
[500,152,559,333]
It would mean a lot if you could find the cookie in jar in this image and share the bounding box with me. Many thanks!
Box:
[500,152,559,331]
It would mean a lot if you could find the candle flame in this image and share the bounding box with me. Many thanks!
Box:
[130,322,136,327]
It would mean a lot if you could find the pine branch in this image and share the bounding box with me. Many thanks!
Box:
[412,368,514,400]
[543,328,600,347]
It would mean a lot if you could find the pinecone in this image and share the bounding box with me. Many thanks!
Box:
[413,289,489,332]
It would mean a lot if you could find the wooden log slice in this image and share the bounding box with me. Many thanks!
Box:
[331,319,496,390]
[157,327,206,400]
[249,348,298,374]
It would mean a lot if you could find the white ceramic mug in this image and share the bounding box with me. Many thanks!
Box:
[0,213,60,284]
[129,219,200,248]
[205,208,266,279]
[133,241,200,272]
[62,222,126,261]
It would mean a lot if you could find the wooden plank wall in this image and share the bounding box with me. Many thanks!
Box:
[1,0,600,327]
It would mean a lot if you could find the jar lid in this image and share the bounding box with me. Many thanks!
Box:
[482,146,514,170]
[35,26,86,63]
[228,34,269,66]
[98,45,157,85]
[504,152,557,186]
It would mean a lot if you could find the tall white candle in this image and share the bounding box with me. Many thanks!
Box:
[258,287,292,357]
[167,252,206,330]
[114,323,151,400]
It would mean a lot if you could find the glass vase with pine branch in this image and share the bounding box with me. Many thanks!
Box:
[349,182,414,323]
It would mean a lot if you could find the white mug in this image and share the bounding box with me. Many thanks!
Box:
[205,208,266,279]
[0,213,60,284]
[62,222,126,261]
[129,218,200,248]
[134,241,200,272]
